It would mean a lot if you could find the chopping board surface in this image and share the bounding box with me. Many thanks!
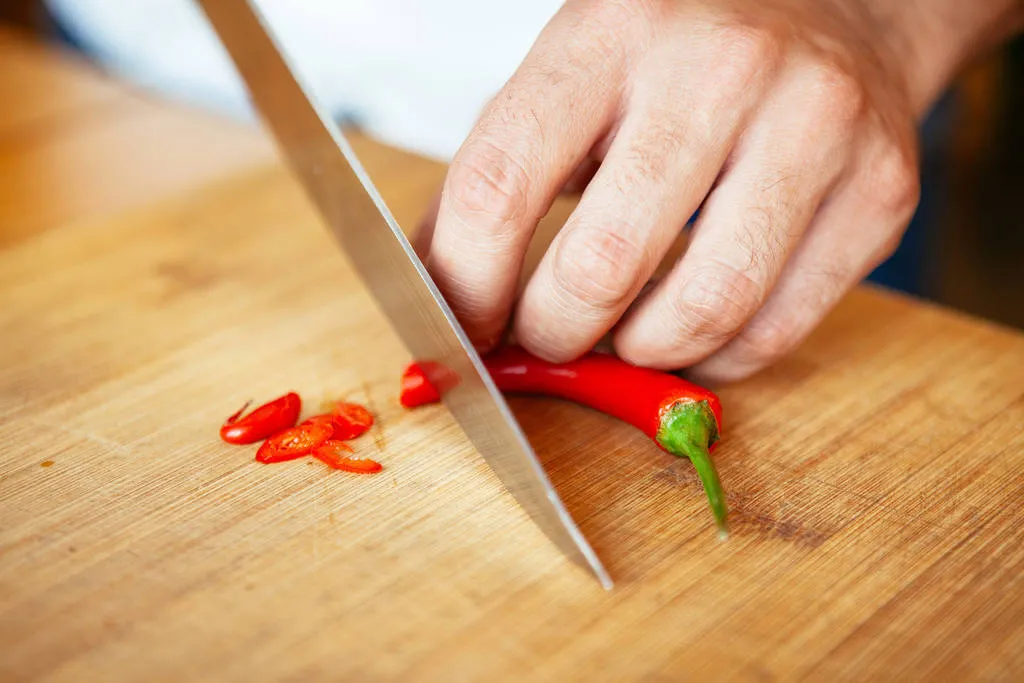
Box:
[0,26,1022,682]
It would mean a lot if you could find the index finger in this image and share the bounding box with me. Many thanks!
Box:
[425,1,642,349]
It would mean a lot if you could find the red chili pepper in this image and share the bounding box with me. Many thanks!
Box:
[220,392,301,444]
[313,440,383,474]
[400,363,441,408]
[255,421,333,464]
[327,402,374,440]
[400,347,728,536]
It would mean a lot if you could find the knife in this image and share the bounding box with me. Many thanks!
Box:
[194,0,612,590]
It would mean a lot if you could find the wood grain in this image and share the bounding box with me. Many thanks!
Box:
[1,30,1022,683]
[0,27,274,247]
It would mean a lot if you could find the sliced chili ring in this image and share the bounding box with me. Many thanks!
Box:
[313,440,382,474]
[255,421,333,464]
[327,402,374,440]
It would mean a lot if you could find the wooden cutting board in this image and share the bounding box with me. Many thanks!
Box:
[1,27,1022,682]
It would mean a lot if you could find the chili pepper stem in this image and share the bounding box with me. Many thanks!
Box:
[656,400,729,538]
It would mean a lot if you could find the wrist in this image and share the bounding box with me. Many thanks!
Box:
[870,0,1024,116]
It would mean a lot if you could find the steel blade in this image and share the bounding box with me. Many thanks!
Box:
[195,0,611,589]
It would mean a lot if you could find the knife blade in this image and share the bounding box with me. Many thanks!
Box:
[194,0,612,590]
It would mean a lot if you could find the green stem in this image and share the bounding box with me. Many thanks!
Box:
[656,400,729,538]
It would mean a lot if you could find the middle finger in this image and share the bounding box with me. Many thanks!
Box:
[514,25,778,361]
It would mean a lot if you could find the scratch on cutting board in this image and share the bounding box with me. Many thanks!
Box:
[654,464,829,548]
[727,499,829,548]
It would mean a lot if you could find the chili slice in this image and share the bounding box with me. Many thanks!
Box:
[255,421,333,464]
[313,440,382,474]
[400,363,441,408]
[327,402,374,440]
[400,347,729,536]
[300,413,339,436]
[220,392,301,444]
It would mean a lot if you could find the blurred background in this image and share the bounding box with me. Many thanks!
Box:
[2,0,1021,331]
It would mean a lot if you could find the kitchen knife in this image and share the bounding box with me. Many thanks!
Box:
[194,0,612,590]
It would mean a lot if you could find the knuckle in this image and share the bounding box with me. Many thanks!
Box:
[552,225,646,311]
[672,262,765,345]
[874,226,906,264]
[586,0,649,28]
[637,24,777,140]
[709,24,779,88]
[572,0,656,66]
[870,145,921,216]
[736,314,800,362]
[806,62,866,124]
[446,136,531,232]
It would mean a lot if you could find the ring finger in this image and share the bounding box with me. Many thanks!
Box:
[687,129,920,382]
[614,60,863,368]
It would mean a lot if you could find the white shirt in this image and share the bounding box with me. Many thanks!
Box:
[45,0,561,160]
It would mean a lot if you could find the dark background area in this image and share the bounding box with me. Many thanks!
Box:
[2,1,1021,331]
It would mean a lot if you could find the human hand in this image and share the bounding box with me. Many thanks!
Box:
[415,0,1021,382]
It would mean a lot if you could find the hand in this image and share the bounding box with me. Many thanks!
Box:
[416,0,1021,382]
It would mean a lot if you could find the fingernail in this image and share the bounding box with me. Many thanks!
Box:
[472,333,501,355]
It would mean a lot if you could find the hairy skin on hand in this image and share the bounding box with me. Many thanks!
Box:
[418,0,1024,382]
